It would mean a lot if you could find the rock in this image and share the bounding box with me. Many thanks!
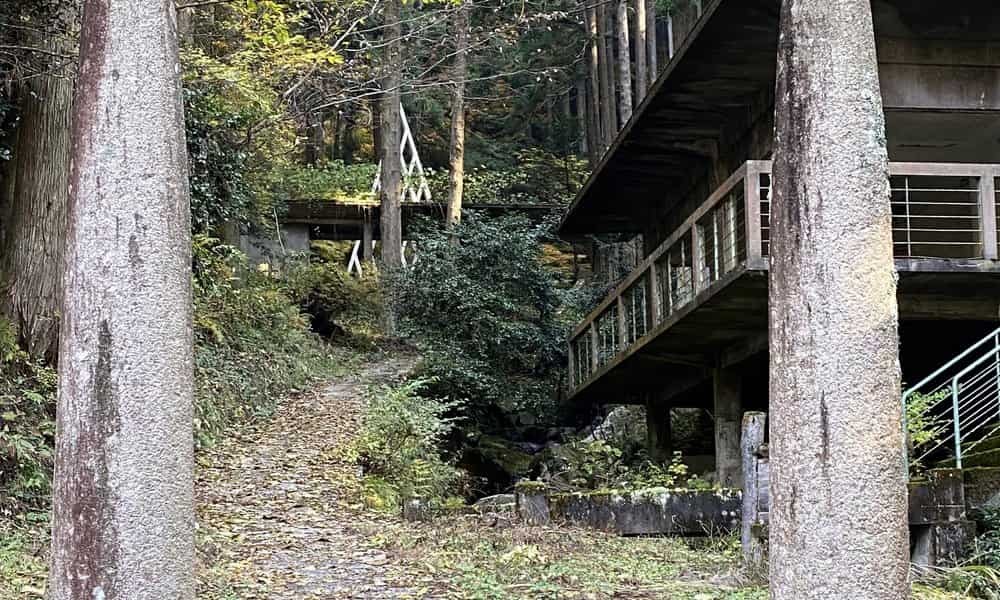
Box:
[473,435,535,480]
[515,481,551,526]
[581,405,647,450]
[402,498,432,522]
[474,493,516,509]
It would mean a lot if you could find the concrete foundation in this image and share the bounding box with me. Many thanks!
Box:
[548,488,741,535]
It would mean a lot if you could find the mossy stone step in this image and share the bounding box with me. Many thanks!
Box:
[937,447,1000,469]
[964,431,1000,454]
[963,466,1000,510]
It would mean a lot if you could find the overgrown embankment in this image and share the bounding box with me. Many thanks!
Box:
[0,239,375,599]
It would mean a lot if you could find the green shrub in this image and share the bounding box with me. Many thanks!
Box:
[353,379,463,507]
[276,162,378,202]
[549,441,702,491]
[971,507,1000,570]
[281,257,382,342]
[191,235,342,447]
[906,388,949,473]
[0,322,56,516]
[390,214,569,428]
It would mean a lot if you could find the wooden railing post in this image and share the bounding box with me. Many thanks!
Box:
[567,339,576,390]
[744,161,764,263]
[616,296,628,354]
[691,225,705,293]
[590,322,600,372]
[980,166,997,260]
[648,262,662,325]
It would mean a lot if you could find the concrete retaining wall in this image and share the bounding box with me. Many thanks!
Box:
[516,483,741,535]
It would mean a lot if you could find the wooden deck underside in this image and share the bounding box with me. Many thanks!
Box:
[570,263,1000,407]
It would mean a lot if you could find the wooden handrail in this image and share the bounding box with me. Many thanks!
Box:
[567,160,1000,393]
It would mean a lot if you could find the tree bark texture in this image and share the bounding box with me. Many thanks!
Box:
[615,0,632,126]
[446,0,469,228]
[633,0,648,100]
[596,2,616,146]
[645,0,657,82]
[575,76,588,156]
[768,2,908,598]
[0,2,77,362]
[50,1,195,598]
[379,0,403,270]
[584,3,602,163]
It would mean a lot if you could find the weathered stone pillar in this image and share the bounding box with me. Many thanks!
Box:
[740,411,767,573]
[362,216,374,262]
[645,394,672,462]
[714,368,742,488]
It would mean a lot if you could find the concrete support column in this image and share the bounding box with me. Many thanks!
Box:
[713,367,742,488]
[362,217,374,262]
[645,394,672,462]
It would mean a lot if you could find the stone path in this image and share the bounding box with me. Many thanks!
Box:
[196,355,422,599]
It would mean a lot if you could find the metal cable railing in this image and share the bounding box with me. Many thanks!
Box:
[904,327,1000,470]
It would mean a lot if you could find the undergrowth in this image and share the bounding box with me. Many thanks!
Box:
[352,379,463,510]
[1,237,361,516]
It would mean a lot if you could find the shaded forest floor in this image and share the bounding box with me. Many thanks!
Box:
[195,351,766,600]
[1,350,982,599]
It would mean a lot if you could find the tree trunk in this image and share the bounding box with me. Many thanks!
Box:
[446,0,469,228]
[596,2,615,146]
[615,0,632,126]
[0,2,76,362]
[584,3,602,163]
[50,0,195,598]
[379,0,403,335]
[634,0,647,100]
[304,110,324,166]
[769,2,908,598]
[574,77,587,156]
[645,0,657,81]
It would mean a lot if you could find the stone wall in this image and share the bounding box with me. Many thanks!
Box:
[516,483,742,536]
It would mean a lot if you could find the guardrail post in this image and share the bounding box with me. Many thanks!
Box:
[952,378,963,469]
[590,322,600,372]
[691,225,705,293]
[648,262,661,325]
[744,162,763,263]
[617,296,628,353]
[979,167,997,260]
[567,339,576,391]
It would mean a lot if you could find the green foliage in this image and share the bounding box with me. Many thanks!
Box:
[353,379,463,506]
[192,235,341,447]
[391,215,569,427]
[277,162,378,202]
[426,149,588,207]
[281,247,383,343]
[555,442,704,491]
[0,325,56,516]
[907,388,948,472]
[971,507,1000,570]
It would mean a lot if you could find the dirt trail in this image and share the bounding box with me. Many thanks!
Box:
[196,355,422,599]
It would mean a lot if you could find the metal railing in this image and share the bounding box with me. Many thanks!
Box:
[903,327,1000,471]
[567,161,1000,395]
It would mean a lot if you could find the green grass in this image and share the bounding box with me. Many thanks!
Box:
[365,516,768,599]
[0,517,48,600]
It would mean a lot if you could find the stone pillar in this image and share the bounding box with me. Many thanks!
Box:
[714,368,742,488]
[515,481,550,526]
[645,394,672,462]
[362,216,374,262]
[741,411,768,573]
